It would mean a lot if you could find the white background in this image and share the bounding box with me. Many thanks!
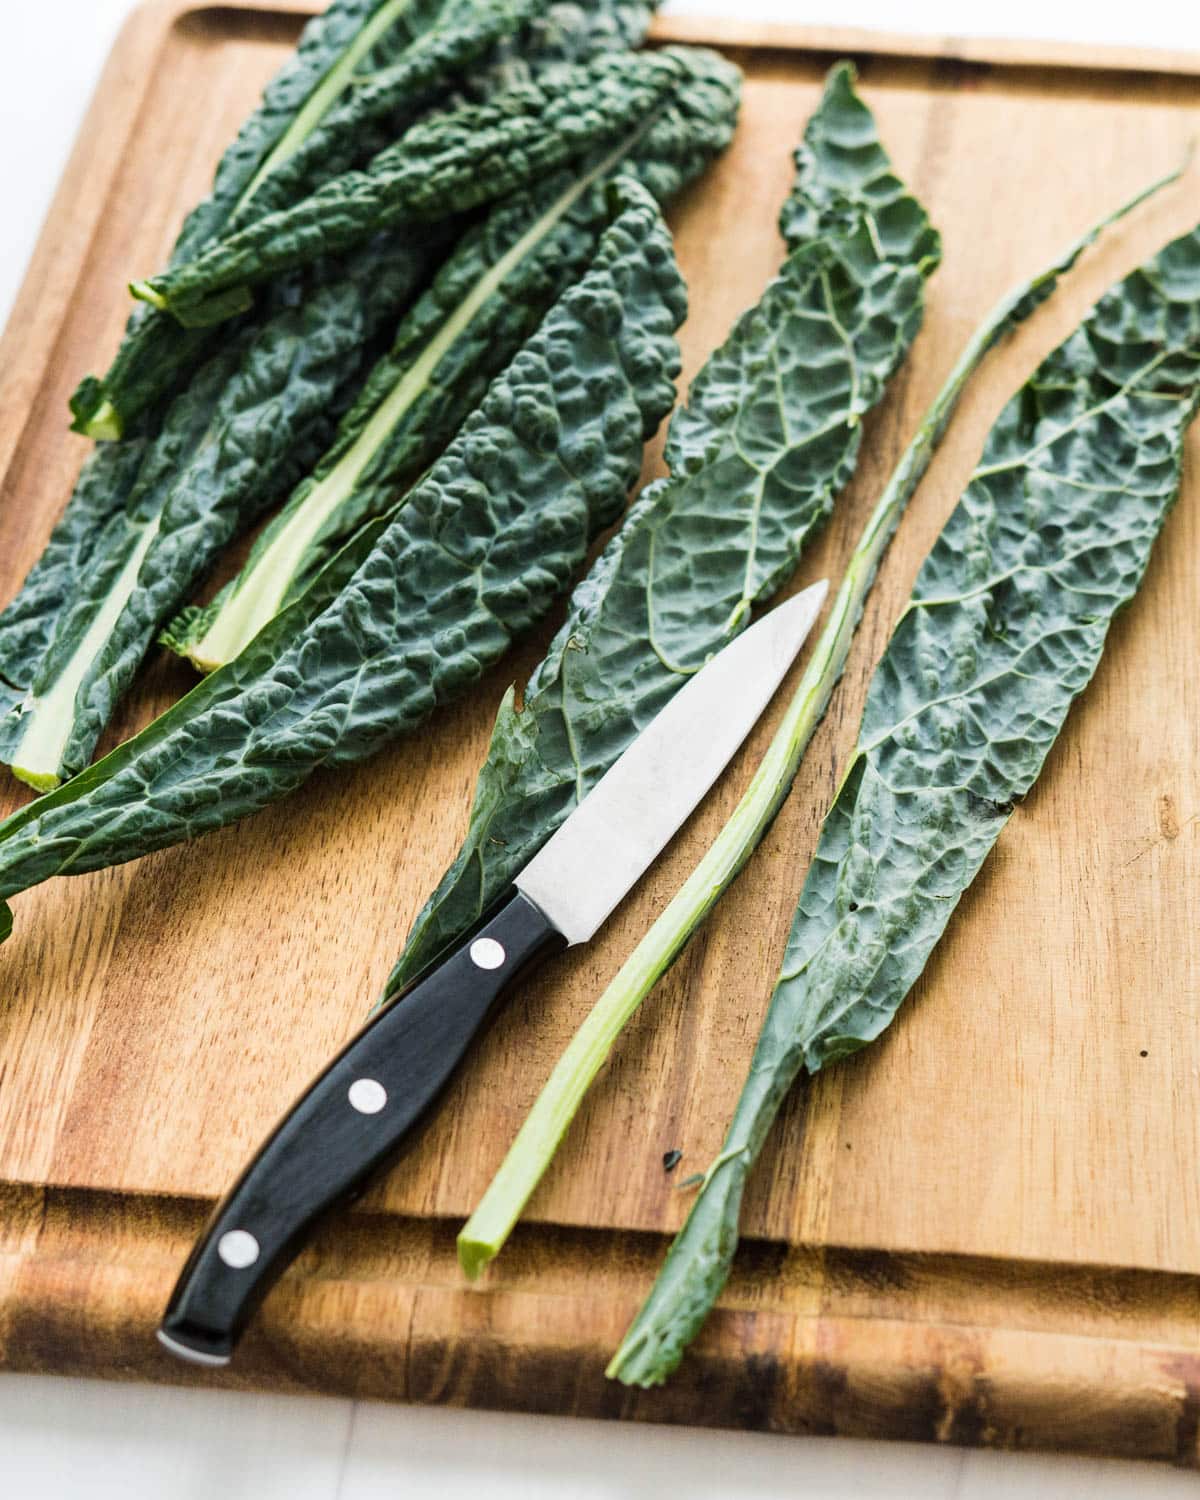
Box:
[2,3,1199,1496]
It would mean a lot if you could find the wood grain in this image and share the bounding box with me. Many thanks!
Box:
[1,0,1199,1460]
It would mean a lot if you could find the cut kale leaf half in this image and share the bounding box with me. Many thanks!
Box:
[69,0,465,440]
[72,0,654,438]
[131,49,693,327]
[0,179,686,945]
[0,234,439,792]
[608,209,1200,1389]
[164,46,741,672]
[387,59,940,997]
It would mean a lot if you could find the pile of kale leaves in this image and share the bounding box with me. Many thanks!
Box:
[0,0,740,798]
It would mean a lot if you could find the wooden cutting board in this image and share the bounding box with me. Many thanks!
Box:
[2,0,1199,1464]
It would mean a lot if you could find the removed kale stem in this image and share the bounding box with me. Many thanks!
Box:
[455,155,1186,1283]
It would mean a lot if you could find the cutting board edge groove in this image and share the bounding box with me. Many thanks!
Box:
[2,1179,1199,1464]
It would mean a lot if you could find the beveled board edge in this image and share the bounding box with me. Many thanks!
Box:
[2,0,1200,1463]
[2,1184,1199,1463]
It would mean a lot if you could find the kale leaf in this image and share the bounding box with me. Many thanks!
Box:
[163,45,740,672]
[609,214,1200,1389]
[70,0,459,439]
[6,8,690,787]
[132,50,690,325]
[0,180,686,943]
[387,60,940,995]
[0,236,437,790]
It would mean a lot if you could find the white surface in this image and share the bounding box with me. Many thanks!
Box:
[5,1375,1200,1500]
[2,2,1198,1496]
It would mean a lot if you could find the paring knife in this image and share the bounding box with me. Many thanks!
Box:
[157,578,828,1367]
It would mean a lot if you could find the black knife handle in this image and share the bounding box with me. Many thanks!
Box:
[158,891,561,1366]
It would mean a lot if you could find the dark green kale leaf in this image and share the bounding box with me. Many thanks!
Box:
[163,45,741,672]
[221,0,550,230]
[71,2,658,438]
[7,19,707,792]
[0,236,436,791]
[177,0,446,260]
[0,438,150,723]
[609,216,1200,1390]
[779,235,1200,1070]
[386,60,939,995]
[0,516,389,946]
[162,178,613,671]
[132,50,689,325]
[70,0,457,440]
[0,180,686,943]
[467,0,660,94]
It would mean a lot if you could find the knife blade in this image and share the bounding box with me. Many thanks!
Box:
[157,579,827,1367]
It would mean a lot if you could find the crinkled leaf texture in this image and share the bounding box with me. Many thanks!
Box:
[388,59,939,995]
[74,0,641,435]
[69,0,453,436]
[138,50,689,321]
[610,219,1200,1389]
[473,0,657,95]
[5,39,729,788]
[187,0,659,251]
[176,0,444,261]
[83,0,654,432]
[0,180,686,941]
[164,45,741,668]
[0,237,434,790]
[24,1,667,779]
[162,180,615,665]
[226,0,551,230]
[0,441,149,716]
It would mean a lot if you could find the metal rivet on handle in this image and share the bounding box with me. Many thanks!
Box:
[348,1078,388,1115]
[218,1230,260,1270]
[469,938,507,971]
